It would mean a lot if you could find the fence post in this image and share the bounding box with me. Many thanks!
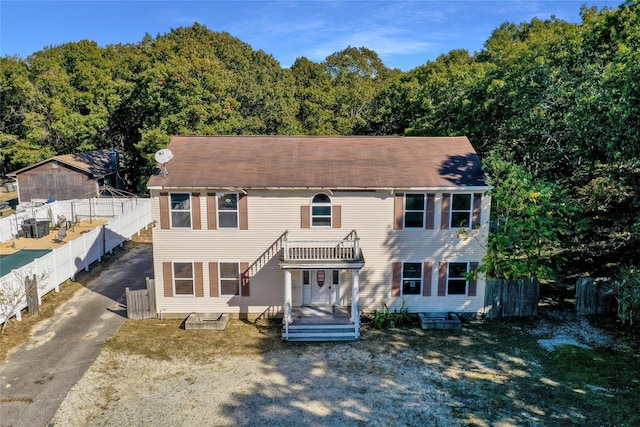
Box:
[25,274,39,317]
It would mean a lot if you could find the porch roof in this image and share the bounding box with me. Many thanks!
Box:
[279,259,365,270]
[147,135,487,190]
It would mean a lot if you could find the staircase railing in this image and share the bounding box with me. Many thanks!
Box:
[248,230,288,276]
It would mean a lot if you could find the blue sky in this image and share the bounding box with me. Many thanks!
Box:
[0,0,623,70]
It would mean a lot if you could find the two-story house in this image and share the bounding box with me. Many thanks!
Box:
[147,135,490,340]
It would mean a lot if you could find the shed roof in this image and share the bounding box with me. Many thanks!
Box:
[146,135,487,190]
[10,149,118,178]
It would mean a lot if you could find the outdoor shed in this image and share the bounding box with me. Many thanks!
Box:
[10,149,121,203]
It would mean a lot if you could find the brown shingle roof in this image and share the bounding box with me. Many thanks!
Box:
[146,136,487,189]
[10,149,118,177]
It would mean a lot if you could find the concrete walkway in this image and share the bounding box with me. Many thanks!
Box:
[0,242,153,427]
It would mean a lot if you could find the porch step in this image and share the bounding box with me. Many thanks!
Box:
[282,323,358,342]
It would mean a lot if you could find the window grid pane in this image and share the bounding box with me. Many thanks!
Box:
[404,194,426,228]
[175,280,194,295]
[448,263,468,295]
[219,212,238,228]
[450,194,472,228]
[220,280,239,295]
[173,262,194,295]
[170,194,191,228]
[402,262,422,295]
[220,263,240,296]
[311,194,332,227]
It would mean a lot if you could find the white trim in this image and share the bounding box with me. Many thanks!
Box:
[400,261,423,296]
[172,261,195,297]
[446,261,470,296]
[169,192,192,229]
[449,193,473,229]
[218,260,241,296]
[310,193,332,228]
[217,192,239,229]
[403,193,427,229]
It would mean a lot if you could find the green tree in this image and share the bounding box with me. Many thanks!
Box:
[480,153,577,280]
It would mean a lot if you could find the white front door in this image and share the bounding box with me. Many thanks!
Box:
[302,269,339,305]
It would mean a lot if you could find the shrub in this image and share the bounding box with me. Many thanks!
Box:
[611,265,640,326]
[368,300,411,329]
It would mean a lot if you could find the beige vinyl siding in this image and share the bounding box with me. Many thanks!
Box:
[151,189,490,316]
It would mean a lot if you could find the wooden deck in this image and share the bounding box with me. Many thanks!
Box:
[291,305,352,325]
[0,220,108,256]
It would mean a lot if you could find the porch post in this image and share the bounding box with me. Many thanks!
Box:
[351,270,360,323]
[284,269,293,323]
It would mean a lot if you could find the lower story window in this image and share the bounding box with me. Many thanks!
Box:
[402,262,422,295]
[173,262,194,295]
[448,262,469,295]
[220,262,240,296]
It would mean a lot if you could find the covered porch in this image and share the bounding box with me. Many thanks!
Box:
[279,231,365,341]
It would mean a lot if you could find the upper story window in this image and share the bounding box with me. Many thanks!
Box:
[173,262,194,296]
[404,194,426,228]
[170,193,191,228]
[450,194,472,228]
[311,194,332,227]
[402,262,422,295]
[447,262,469,295]
[218,193,239,228]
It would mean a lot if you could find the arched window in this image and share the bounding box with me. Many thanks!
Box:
[311,194,332,227]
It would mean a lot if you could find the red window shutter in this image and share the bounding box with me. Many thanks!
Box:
[239,193,248,230]
[392,262,401,296]
[163,262,173,297]
[394,193,404,230]
[240,262,250,297]
[159,193,170,230]
[209,262,219,297]
[192,193,201,230]
[426,193,435,230]
[472,193,482,229]
[469,262,479,296]
[301,205,310,228]
[332,205,342,228]
[423,262,433,296]
[207,193,217,230]
[438,262,447,296]
[440,194,451,230]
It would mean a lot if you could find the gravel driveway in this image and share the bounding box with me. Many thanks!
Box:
[52,341,454,426]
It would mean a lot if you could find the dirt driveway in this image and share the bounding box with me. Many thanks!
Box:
[51,306,639,427]
[1,242,153,427]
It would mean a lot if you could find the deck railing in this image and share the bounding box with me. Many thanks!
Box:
[283,230,360,262]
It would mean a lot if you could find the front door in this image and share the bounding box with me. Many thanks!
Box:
[302,269,339,305]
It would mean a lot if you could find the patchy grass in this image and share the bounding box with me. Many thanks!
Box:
[105,319,285,362]
[0,279,83,361]
[0,242,142,361]
[102,313,640,426]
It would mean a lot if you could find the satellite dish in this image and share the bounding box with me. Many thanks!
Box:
[154,149,173,177]
[154,149,174,164]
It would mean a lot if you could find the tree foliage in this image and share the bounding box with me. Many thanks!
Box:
[1,3,639,277]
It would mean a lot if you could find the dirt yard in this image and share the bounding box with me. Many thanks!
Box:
[50,304,639,427]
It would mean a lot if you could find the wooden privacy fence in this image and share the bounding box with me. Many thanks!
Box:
[125,278,156,320]
[484,278,540,318]
[575,277,615,316]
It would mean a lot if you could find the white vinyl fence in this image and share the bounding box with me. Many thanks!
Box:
[0,198,152,325]
[0,198,146,243]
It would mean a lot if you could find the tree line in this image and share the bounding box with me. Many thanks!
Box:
[1,1,639,281]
